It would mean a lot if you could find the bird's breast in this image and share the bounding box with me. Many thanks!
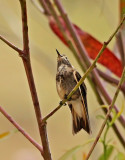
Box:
[56,66,77,99]
[56,78,66,99]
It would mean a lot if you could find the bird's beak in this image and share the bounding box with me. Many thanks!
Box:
[56,49,62,57]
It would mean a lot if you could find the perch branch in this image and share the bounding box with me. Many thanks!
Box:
[85,67,125,160]
[42,64,96,122]
[0,106,43,154]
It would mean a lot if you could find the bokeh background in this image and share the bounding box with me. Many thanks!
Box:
[0,0,124,160]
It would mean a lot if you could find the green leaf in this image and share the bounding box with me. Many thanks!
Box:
[58,139,94,160]
[109,101,124,126]
[95,105,109,112]
[114,152,125,160]
[96,115,105,120]
[98,145,114,160]
[0,129,18,141]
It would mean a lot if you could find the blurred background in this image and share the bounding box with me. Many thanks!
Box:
[0,0,124,160]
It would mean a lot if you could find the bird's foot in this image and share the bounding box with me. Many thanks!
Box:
[59,101,66,106]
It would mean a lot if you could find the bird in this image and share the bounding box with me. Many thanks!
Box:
[56,49,91,134]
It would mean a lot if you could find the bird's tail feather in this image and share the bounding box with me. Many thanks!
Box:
[71,107,91,134]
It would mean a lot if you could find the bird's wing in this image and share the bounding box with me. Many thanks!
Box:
[73,70,91,133]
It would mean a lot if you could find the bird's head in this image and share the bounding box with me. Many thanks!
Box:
[56,49,72,68]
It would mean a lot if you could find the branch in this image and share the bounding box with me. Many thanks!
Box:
[0,106,43,154]
[39,0,51,15]
[85,67,125,160]
[102,107,125,147]
[19,0,52,159]
[54,0,125,128]
[19,0,29,54]
[0,1,52,159]
[0,35,23,54]
[97,69,125,94]
[116,31,125,67]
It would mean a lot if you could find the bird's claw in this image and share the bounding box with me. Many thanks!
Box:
[59,101,66,106]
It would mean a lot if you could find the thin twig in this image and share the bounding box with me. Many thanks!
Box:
[120,0,125,22]
[93,70,125,128]
[19,0,29,54]
[97,69,125,94]
[39,0,51,15]
[116,31,125,67]
[0,35,23,54]
[54,0,125,128]
[0,106,43,154]
[85,67,125,160]
[102,107,125,147]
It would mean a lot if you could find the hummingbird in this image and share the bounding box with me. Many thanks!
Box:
[56,49,91,134]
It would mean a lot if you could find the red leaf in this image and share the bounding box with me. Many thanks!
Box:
[49,17,123,77]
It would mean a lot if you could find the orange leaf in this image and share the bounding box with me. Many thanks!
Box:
[0,131,10,139]
[83,153,87,160]
[0,130,17,141]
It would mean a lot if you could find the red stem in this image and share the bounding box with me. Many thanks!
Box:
[97,69,125,94]
[0,35,23,54]
[0,106,43,154]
